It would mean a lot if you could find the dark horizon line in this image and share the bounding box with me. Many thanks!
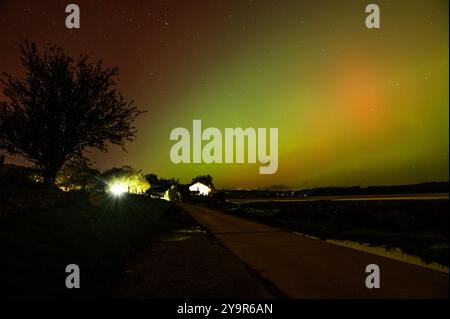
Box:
[218,181,449,192]
[1,160,448,193]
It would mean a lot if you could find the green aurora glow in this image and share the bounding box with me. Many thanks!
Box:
[0,0,448,188]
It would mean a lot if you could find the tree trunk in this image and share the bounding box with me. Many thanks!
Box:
[43,169,57,188]
[81,177,87,193]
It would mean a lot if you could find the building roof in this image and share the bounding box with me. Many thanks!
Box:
[189,182,211,195]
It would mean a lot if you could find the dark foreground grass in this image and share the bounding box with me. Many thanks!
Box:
[0,192,193,298]
[219,199,449,266]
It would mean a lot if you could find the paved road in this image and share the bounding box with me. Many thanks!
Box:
[116,226,275,298]
[181,203,449,299]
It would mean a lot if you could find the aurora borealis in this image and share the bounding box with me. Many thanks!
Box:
[0,0,448,189]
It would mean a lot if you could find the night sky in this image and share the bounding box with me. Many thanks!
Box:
[0,0,448,189]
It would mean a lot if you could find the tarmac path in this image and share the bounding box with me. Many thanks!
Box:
[181,203,449,299]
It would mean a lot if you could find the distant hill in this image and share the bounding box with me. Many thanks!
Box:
[300,182,449,197]
[256,184,291,191]
[220,182,449,198]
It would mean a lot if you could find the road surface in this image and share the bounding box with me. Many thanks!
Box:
[181,203,449,299]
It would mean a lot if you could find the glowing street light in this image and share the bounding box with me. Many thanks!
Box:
[109,183,127,197]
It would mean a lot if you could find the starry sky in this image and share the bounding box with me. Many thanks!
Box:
[0,0,448,189]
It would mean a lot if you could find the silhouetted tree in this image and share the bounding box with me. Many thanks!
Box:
[56,156,100,192]
[0,163,39,191]
[0,41,144,187]
[191,174,214,189]
[145,173,179,188]
[145,173,159,185]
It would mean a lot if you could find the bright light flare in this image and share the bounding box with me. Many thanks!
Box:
[109,183,127,196]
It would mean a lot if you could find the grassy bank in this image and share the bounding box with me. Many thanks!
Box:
[0,191,193,298]
[218,199,449,266]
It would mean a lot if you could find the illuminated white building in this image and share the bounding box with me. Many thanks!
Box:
[189,182,211,196]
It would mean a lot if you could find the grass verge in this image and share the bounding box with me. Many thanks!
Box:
[0,192,193,298]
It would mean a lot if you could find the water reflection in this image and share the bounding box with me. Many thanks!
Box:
[293,232,448,273]
[161,226,205,242]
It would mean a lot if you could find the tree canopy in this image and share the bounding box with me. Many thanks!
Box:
[56,156,100,192]
[0,41,144,186]
[191,174,214,188]
[102,166,150,194]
